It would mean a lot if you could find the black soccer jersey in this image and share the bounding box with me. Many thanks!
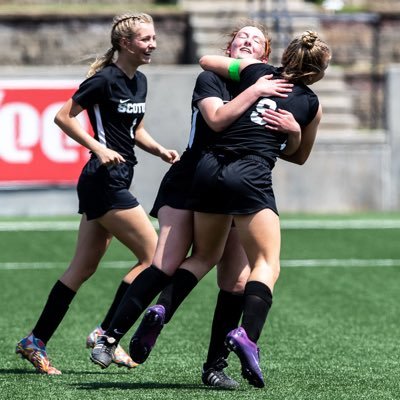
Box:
[72,64,147,164]
[213,63,319,165]
[149,71,240,217]
[188,71,240,155]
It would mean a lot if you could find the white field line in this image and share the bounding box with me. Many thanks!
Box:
[0,221,80,231]
[1,259,400,271]
[1,219,400,231]
[282,259,400,267]
[282,219,400,229]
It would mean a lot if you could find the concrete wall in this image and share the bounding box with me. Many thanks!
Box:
[0,13,192,66]
[1,12,398,129]
[1,65,399,215]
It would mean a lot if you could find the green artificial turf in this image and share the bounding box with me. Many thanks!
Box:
[0,214,399,399]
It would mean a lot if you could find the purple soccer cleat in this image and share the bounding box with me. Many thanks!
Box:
[225,327,265,388]
[129,304,165,364]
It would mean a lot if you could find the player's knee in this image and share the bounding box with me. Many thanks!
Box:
[217,277,246,293]
[271,261,281,283]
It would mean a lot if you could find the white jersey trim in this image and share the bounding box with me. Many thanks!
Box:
[93,104,106,146]
[187,107,199,149]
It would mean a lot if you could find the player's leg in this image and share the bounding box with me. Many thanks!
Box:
[85,200,161,368]
[87,257,152,347]
[202,227,250,389]
[225,208,280,388]
[127,206,194,363]
[91,205,192,368]
[129,212,232,365]
[89,205,161,368]
[16,215,111,374]
[87,204,162,369]
[152,206,194,274]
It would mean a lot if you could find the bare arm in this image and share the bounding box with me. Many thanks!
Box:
[279,105,322,165]
[54,98,126,166]
[199,55,259,77]
[281,129,301,157]
[198,57,293,132]
[134,119,179,164]
[262,108,301,156]
[200,55,322,163]
[198,76,293,132]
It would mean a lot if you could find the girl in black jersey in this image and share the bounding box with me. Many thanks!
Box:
[15,12,179,375]
[89,23,296,380]
[166,31,331,388]
[130,25,298,388]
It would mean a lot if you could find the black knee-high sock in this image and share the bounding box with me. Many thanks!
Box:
[100,280,130,331]
[32,280,76,344]
[241,281,273,343]
[156,269,199,323]
[205,289,243,367]
[105,265,171,341]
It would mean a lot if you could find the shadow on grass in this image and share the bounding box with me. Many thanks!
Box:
[0,368,130,376]
[2,369,238,392]
[0,368,40,375]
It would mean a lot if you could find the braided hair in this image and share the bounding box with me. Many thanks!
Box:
[87,13,153,77]
[280,30,331,84]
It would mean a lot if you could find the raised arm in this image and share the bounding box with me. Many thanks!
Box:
[199,55,258,79]
[197,57,293,132]
[197,78,288,132]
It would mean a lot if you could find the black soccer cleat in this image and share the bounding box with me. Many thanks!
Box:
[90,335,117,369]
[201,358,239,389]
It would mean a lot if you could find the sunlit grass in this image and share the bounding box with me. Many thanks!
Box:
[0,214,399,399]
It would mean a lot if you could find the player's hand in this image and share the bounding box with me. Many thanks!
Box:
[160,149,180,164]
[95,147,126,166]
[254,75,293,98]
[262,108,300,135]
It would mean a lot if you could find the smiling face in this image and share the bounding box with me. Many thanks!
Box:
[227,26,268,61]
[123,22,157,66]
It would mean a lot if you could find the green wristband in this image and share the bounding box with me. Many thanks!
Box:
[228,59,241,81]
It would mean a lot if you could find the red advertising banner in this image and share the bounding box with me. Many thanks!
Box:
[0,80,90,186]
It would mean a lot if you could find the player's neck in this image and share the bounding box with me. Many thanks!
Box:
[114,58,138,79]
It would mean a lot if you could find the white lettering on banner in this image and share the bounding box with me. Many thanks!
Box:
[0,100,86,164]
[0,102,40,163]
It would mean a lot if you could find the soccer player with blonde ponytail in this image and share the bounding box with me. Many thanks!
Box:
[15,12,179,375]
